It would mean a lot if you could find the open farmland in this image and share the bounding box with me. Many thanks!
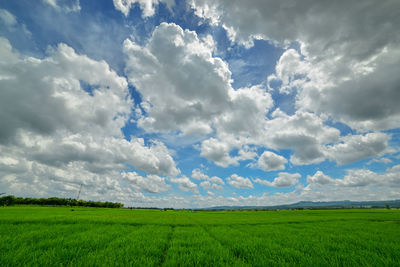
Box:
[1,207,399,266]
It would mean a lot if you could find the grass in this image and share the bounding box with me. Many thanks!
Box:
[1,206,399,266]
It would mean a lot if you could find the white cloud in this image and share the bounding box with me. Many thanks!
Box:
[263,110,339,165]
[192,169,224,190]
[336,169,378,187]
[306,171,335,186]
[191,0,399,61]
[227,174,253,189]
[0,38,130,142]
[257,151,287,172]
[254,172,301,188]
[200,109,342,168]
[368,157,393,165]
[325,132,390,165]
[191,0,400,132]
[200,180,223,190]
[201,140,259,167]
[0,37,181,203]
[113,0,174,17]
[295,46,400,132]
[124,22,233,134]
[191,169,209,180]
[307,166,400,188]
[170,176,198,193]
[124,22,273,167]
[214,85,273,137]
[272,49,310,94]
[0,9,31,36]
[43,0,81,12]
[0,9,17,27]
[16,133,179,176]
[121,172,170,193]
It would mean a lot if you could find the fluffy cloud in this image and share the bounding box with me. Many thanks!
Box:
[254,172,301,188]
[306,171,335,186]
[113,0,175,17]
[200,138,237,167]
[125,21,366,169]
[227,174,253,189]
[0,38,129,142]
[191,0,400,132]
[191,0,399,60]
[121,172,170,193]
[268,49,310,94]
[170,176,198,193]
[199,99,342,168]
[263,110,339,165]
[325,132,390,165]
[0,154,124,201]
[203,109,342,167]
[192,169,224,190]
[0,37,180,202]
[124,22,232,134]
[307,166,400,188]
[124,22,274,167]
[6,132,179,176]
[307,48,400,131]
[257,151,287,172]
[269,47,400,130]
[200,138,257,167]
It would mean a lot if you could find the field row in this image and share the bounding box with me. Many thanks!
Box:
[1,207,400,266]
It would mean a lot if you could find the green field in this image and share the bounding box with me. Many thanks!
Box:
[1,207,399,266]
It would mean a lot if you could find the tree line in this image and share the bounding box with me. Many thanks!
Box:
[0,195,123,208]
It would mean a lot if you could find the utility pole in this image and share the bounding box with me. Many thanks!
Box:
[76,184,83,200]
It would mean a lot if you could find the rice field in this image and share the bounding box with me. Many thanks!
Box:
[1,206,399,266]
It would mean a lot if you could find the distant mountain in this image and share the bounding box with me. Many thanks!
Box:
[204,199,400,210]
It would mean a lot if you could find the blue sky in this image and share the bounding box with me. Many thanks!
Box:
[0,0,399,208]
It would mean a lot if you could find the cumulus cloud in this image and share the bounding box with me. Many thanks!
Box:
[113,0,175,17]
[307,166,400,188]
[306,171,335,186]
[200,138,237,167]
[192,169,224,190]
[121,172,170,193]
[268,49,310,94]
[0,37,180,202]
[325,132,390,165]
[202,109,342,167]
[124,22,273,167]
[0,38,130,142]
[257,151,287,172]
[124,22,232,134]
[263,110,339,165]
[170,176,198,193]
[254,172,301,188]
[10,133,179,176]
[191,0,399,61]
[227,174,253,189]
[191,0,400,132]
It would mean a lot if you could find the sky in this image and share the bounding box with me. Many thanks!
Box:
[0,0,399,208]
